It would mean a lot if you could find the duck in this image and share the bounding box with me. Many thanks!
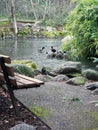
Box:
[46,52,56,59]
[56,51,63,59]
[51,46,56,53]
[38,47,45,53]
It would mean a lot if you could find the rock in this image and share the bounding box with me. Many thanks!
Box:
[34,74,53,82]
[52,74,69,81]
[92,88,98,95]
[10,123,36,130]
[48,71,57,77]
[33,69,41,76]
[82,69,98,81]
[54,61,82,74]
[41,67,49,75]
[66,76,85,85]
[41,66,57,77]
[12,64,34,77]
[84,82,98,91]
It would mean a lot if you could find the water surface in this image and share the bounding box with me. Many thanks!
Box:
[0,38,97,70]
[0,38,66,69]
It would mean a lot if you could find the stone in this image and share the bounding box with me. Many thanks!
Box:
[52,74,69,81]
[92,88,98,95]
[66,76,85,85]
[85,82,98,91]
[34,74,53,82]
[82,69,98,81]
[10,123,36,130]
[54,61,82,74]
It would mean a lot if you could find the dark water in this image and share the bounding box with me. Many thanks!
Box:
[0,38,97,70]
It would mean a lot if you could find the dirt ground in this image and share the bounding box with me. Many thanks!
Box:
[0,87,51,130]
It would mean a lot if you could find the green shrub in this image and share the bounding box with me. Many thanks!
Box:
[62,0,98,60]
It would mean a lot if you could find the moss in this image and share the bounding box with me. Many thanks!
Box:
[92,128,98,130]
[12,64,34,77]
[71,73,81,77]
[30,105,49,118]
[89,112,98,122]
[66,76,85,85]
[12,60,37,70]
[11,60,37,77]
[82,69,98,81]
[76,77,85,85]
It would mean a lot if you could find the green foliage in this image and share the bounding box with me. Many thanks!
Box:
[63,0,98,60]
[63,96,81,102]
[17,27,30,37]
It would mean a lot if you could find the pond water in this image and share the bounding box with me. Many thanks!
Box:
[0,38,97,70]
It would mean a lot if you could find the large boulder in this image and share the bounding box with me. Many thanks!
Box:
[54,61,82,74]
[66,76,85,86]
[82,69,98,81]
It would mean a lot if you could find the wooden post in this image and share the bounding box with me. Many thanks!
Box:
[0,57,19,116]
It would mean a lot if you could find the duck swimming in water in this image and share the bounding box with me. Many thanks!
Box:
[51,46,56,53]
[38,47,45,53]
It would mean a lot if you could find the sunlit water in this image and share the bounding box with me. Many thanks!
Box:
[0,38,97,70]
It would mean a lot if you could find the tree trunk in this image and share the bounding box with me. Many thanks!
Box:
[30,0,38,21]
[11,0,17,39]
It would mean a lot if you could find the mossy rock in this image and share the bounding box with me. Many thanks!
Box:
[66,76,85,86]
[12,60,37,70]
[12,64,34,77]
[82,69,98,81]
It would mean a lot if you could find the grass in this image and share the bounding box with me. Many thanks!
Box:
[30,105,49,118]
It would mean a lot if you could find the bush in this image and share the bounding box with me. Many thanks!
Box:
[62,0,98,60]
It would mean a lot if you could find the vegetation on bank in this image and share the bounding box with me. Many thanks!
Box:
[12,60,37,77]
[0,20,66,39]
[61,0,98,60]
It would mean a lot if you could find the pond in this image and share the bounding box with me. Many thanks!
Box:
[0,38,97,71]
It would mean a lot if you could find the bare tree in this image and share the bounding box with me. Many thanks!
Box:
[11,0,17,38]
[29,0,38,21]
